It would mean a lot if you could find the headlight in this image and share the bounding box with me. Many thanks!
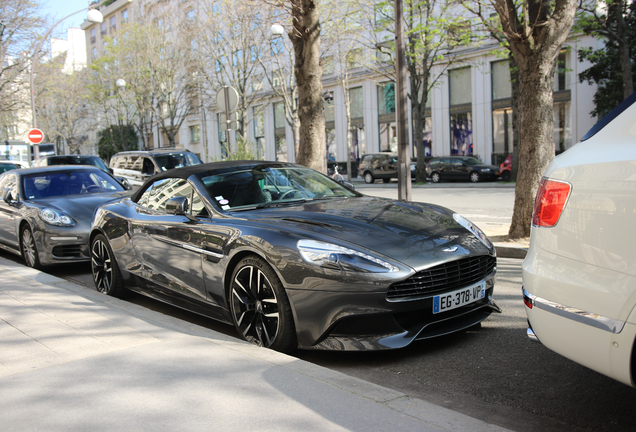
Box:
[40,208,76,227]
[453,214,492,249]
[480,168,491,172]
[297,239,399,273]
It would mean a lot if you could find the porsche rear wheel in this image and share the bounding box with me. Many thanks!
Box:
[91,234,126,298]
[20,225,41,269]
[229,255,296,352]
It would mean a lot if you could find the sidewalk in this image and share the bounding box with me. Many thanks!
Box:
[0,255,512,432]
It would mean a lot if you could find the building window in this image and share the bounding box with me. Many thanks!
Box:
[90,28,96,44]
[189,125,200,143]
[449,67,473,155]
[346,48,362,70]
[376,42,393,63]
[101,22,107,36]
[324,91,335,162]
[491,60,512,163]
[348,87,365,158]
[274,102,287,162]
[253,106,265,159]
[323,56,334,75]
[377,82,396,153]
[122,9,128,23]
[92,47,97,59]
[110,16,116,31]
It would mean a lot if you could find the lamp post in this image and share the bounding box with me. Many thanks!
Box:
[394,0,411,201]
[29,8,103,132]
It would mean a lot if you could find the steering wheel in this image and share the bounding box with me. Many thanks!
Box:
[85,185,101,193]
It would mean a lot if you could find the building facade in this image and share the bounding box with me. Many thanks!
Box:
[80,0,599,171]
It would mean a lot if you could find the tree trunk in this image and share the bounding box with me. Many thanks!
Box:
[509,54,557,238]
[510,56,520,182]
[290,0,326,173]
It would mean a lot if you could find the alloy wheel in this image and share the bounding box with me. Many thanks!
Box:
[230,264,280,348]
[21,227,38,268]
[91,237,113,294]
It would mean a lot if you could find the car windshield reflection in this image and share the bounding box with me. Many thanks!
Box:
[23,171,125,199]
[199,166,358,210]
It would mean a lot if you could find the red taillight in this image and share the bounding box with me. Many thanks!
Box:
[532,178,571,227]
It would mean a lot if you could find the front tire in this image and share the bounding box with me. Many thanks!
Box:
[364,172,375,184]
[501,170,511,182]
[91,234,126,298]
[229,255,296,352]
[20,225,41,269]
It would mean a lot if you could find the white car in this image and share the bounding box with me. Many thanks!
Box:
[522,92,636,387]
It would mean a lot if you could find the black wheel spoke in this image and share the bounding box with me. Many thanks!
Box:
[231,264,280,348]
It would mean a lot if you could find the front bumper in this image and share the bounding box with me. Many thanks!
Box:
[289,272,499,351]
[35,228,90,266]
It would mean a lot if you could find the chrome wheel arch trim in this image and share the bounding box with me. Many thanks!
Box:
[523,287,626,334]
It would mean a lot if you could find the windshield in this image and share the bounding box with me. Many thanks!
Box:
[22,170,125,199]
[154,153,202,171]
[199,166,359,210]
[48,156,108,171]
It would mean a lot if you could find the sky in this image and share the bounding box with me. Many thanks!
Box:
[39,0,96,39]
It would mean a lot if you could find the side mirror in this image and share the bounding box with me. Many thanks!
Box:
[165,196,199,223]
[119,178,132,190]
[165,196,188,215]
[2,188,17,205]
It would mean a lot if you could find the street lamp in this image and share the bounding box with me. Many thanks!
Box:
[29,8,104,132]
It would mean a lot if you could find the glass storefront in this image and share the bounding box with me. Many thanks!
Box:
[449,67,472,155]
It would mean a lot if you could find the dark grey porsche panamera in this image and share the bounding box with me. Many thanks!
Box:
[90,161,500,352]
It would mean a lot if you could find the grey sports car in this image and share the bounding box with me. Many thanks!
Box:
[90,161,500,352]
[0,166,131,268]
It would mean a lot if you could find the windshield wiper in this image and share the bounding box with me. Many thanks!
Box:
[229,199,310,212]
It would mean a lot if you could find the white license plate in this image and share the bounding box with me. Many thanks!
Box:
[433,281,486,314]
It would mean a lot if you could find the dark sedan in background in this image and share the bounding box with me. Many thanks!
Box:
[426,156,500,183]
[0,166,131,269]
[90,161,500,352]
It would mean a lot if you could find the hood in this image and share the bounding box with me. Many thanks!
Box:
[29,191,131,223]
[237,196,493,270]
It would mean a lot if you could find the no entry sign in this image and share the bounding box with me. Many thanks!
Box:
[27,128,44,144]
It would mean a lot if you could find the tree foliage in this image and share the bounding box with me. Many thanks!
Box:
[97,124,138,163]
[578,0,636,117]
[0,0,47,135]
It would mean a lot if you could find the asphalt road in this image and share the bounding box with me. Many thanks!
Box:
[5,185,636,431]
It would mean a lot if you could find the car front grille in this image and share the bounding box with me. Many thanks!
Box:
[387,255,496,301]
[52,245,84,258]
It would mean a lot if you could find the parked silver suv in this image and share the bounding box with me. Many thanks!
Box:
[109,149,202,188]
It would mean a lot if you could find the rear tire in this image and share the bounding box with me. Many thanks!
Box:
[382,178,391,183]
[91,234,126,298]
[229,255,296,352]
[470,171,480,183]
[431,172,441,183]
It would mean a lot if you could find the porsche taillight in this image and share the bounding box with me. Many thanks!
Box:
[532,178,571,227]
